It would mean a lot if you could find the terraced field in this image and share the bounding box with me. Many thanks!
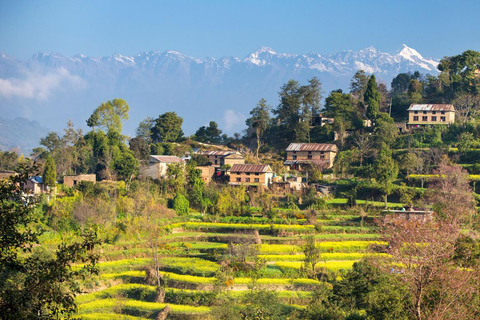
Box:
[71,211,383,319]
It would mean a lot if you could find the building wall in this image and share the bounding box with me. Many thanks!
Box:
[197,166,216,184]
[286,151,336,167]
[140,163,169,180]
[63,174,96,188]
[408,110,455,124]
[229,171,272,186]
[222,157,245,167]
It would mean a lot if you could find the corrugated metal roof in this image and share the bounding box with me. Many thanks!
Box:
[201,150,236,156]
[230,164,272,173]
[286,143,337,152]
[150,155,183,163]
[223,153,244,159]
[408,104,455,111]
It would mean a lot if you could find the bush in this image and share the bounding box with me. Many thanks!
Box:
[172,193,189,215]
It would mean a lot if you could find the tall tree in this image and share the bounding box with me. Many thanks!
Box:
[373,145,398,207]
[87,98,130,134]
[135,116,155,143]
[0,167,100,319]
[364,75,381,121]
[349,70,369,102]
[246,98,271,158]
[43,155,57,187]
[274,79,301,129]
[301,77,323,116]
[151,112,184,143]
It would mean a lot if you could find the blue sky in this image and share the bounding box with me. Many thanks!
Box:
[1,0,479,59]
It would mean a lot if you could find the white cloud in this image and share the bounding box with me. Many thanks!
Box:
[223,109,247,134]
[0,67,84,100]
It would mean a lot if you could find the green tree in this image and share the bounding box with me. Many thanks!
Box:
[246,98,271,158]
[151,112,184,143]
[87,98,130,134]
[372,146,398,207]
[364,75,381,121]
[300,235,321,279]
[349,70,369,102]
[43,155,57,188]
[374,113,398,147]
[172,193,189,215]
[129,136,150,161]
[135,116,155,143]
[0,166,101,319]
[40,132,62,152]
[113,150,138,182]
[324,90,363,130]
[195,121,222,143]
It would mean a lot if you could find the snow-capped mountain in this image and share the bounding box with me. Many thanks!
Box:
[0,45,439,149]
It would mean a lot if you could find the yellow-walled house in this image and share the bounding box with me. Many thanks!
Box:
[407,104,455,127]
[229,164,274,187]
[284,143,338,169]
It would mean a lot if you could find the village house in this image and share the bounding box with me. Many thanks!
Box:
[407,104,455,127]
[25,176,49,195]
[229,164,274,187]
[284,143,338,170]
[139,155,183,180]
[63,174,96,188]
[200,150,245,167]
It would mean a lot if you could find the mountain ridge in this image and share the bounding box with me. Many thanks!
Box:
[0,45,440,152]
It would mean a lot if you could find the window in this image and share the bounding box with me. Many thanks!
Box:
[254,178,259,182]
[308,151,312,154]
[307,155,312,159]
[422,116,428,121]
[246,172,250,175]
[215,155,217,158]
[245,178,250,182]
[414,111,418,114]
[441,116,446,122]
[431,116,437,121]
[413,116,419,121]
[432,111,436,115]
[292,155,297,160]
[321,155,325,159]
[293,151,296,154]
[441,111,445,115]
[423,111,427,114]
[236,177,241,182]
[255,173,259,176]
[215,160,218,165]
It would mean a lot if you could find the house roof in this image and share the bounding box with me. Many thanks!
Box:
[29,176,43,184]
[223,153,244,159]
[408,104,455,111]
[230,164,272,173]
[150,155,183,163]
[201,150,237,157]
[286,143,338,152]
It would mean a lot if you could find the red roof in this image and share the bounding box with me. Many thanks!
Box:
[230,164,272,173]
[286,143,337,152]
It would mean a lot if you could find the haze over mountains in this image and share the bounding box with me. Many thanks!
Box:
[0,44,439,153]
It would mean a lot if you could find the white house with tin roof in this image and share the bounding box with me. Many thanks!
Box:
[285,143,338,170]
[408,104,455,127]
[140,155,183,180]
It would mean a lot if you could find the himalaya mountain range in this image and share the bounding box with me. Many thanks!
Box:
[0,44,440,153]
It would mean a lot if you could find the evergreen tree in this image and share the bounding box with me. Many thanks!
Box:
[151,112,184,143]
[364,75,381,121]
[43,155,57,187]
[246,98,271,157]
